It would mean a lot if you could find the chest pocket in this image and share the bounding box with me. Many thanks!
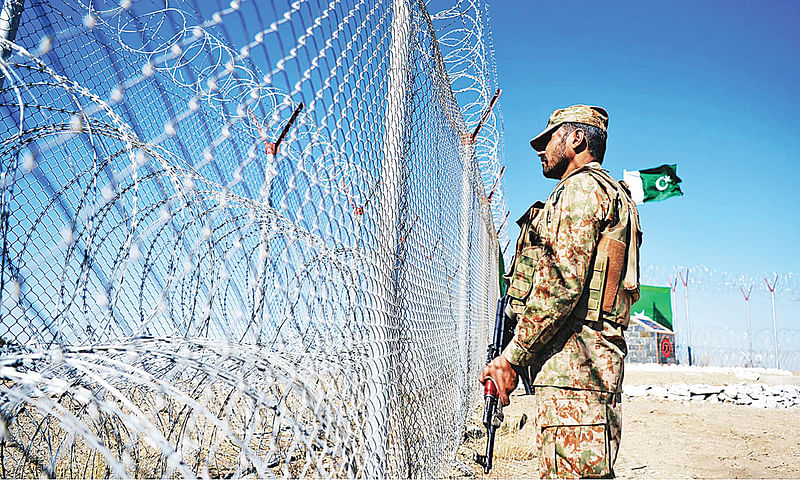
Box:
[506,203,546,302]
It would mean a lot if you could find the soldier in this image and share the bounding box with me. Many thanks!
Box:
[479,105,641,478]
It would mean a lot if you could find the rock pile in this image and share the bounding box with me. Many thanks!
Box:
[623,383,800,409]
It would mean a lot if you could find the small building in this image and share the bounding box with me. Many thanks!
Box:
[626,312,677,364]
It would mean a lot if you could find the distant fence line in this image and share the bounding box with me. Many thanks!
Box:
[670,328,800,372]
[640,264,799,371]
[642,264,799,302]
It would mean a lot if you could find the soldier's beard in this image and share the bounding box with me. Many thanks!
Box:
[543,138,570,179]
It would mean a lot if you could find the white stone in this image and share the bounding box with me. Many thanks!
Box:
[623,384,650,397]
[649,385,668,398]
[765,386,783,396]
[723,385,740,398]
[690,384,724,396]
[668,384,691,396]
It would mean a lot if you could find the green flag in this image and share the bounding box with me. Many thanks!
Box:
[623,164,683,204]
[498,245,507,297]
[631,285,673,330]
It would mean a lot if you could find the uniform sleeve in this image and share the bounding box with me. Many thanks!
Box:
[502,174,609,366]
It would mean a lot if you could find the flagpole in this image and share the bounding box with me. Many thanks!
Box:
[740,285,753,367]
[670,277,679,361]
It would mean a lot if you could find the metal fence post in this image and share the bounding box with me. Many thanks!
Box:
[0,0,25,90]
[740,285,753,367]
[679,269,692,366]
[366,0,411,476]
[765,275,779,369]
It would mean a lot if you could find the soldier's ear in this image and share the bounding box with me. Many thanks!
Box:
[571,128,587,154]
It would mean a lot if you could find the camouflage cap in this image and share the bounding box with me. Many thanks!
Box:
[529,105,609,151]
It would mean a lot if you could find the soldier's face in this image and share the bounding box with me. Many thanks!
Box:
[538,128,571,179]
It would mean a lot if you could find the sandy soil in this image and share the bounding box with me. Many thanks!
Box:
[452,366,800,479]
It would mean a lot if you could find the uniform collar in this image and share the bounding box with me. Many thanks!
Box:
[551,161,601,191]
[562,161,603,181]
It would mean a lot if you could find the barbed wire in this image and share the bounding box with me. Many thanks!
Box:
[676,327,800,372]
[0,0,504,477]
[642,264,799,302]
[429,0,507,249]
[643,264,799,371]
[0,337,369,478]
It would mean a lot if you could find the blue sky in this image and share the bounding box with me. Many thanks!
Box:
[489,1,799,336]
[492,0,799,273]
[4,0,796,357]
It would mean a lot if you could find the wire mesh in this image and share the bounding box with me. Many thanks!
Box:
[0,0,506,477]
[640,264,799,371]
[677,328,800,372]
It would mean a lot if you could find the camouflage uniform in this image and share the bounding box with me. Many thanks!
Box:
[502,155,641,478]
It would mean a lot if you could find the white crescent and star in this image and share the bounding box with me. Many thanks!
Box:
[655,175,672,191]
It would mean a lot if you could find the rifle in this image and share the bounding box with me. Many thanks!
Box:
[474,295,533,474]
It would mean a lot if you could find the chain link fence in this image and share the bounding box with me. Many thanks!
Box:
[0,0,506,477]
[672,328,800,372]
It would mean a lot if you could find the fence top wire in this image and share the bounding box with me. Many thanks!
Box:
[643,264,800,302]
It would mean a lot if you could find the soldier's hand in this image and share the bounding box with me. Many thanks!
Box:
[479,354,519,406]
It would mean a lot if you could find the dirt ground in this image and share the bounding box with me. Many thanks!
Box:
[452,366,800,479]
